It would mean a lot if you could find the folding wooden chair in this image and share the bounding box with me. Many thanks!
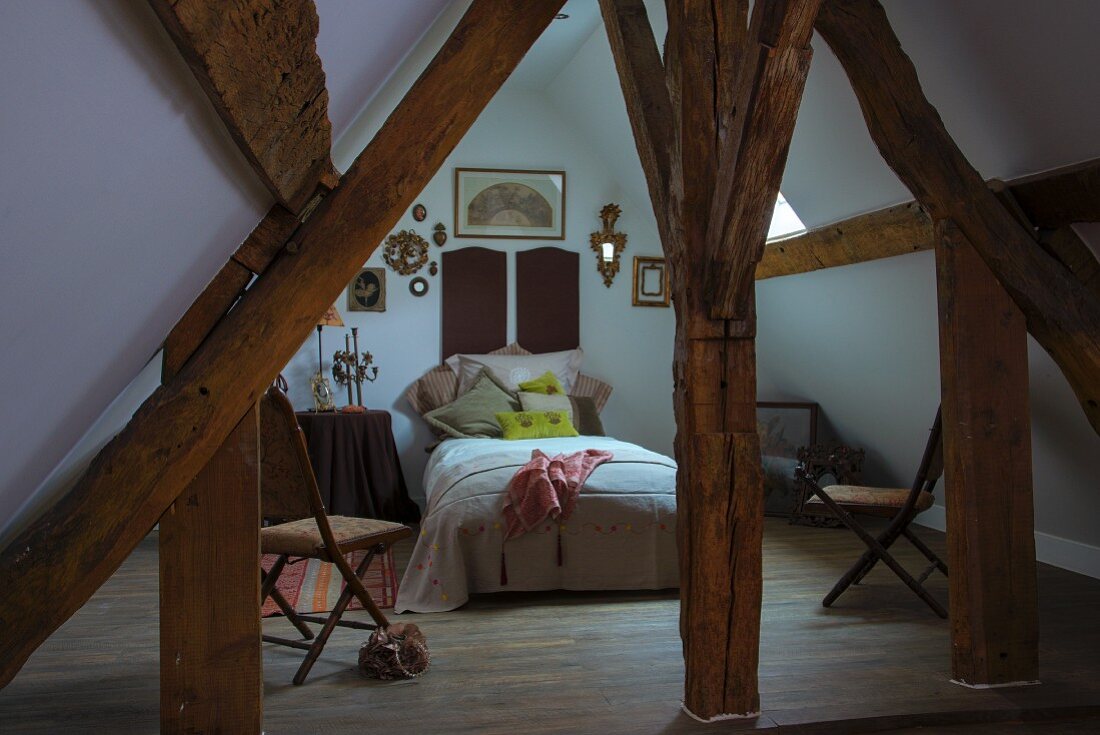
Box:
[797,409,948,617]
[259,387,413,684]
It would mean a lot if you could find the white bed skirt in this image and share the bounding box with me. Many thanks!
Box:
[395,437,679,613]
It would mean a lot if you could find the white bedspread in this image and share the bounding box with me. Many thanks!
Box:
[394,437,679,613]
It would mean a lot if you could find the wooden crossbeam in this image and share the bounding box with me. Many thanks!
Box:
[756,159,1100,280]
[816,0,1100,437]
[0,0,563,689]
[148,0,335,212]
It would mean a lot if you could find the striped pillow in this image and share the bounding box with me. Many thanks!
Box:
[405,343,534,417]
[571,373,613,413]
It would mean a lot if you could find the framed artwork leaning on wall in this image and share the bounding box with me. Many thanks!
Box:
[757,401,819,517]
[454,168,565,240]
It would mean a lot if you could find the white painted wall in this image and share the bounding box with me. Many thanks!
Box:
[282,87,674,507]
[0,1,271,539]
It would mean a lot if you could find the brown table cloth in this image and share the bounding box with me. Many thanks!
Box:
[295,410,420,523]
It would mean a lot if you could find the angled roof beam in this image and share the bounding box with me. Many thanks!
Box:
[148,0,337,212]
[817,0,1100,437]
[0,0,564,689]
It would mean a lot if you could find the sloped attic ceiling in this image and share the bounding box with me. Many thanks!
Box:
[2,0,1098,538]
[0,0,449,531]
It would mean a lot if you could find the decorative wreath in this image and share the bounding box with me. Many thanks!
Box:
[383,230,429,275]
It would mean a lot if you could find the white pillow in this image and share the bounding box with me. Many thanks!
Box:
[456,348,583,395]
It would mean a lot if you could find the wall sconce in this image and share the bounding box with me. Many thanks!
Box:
[589,203,627,287]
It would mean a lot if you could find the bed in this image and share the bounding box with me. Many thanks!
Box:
[394,246,679,613]
[394,436,678,612]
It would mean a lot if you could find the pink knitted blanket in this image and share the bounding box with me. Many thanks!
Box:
[502,449,614,540]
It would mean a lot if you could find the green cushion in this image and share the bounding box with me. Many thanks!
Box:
[424,370,520,438]
[496,410,579,440]
[517,370,565,395]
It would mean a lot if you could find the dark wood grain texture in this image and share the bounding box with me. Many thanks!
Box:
[756,201,933,279]
[441,247,508,359]
[604,0,822,719]
[516,247,579,353]
[816,0,1100,437]
[159,405,261,733]
[1009,157,1100,228]
[597,0,676,249]
[936,221,1038,685]
[147,0,334,212]
[0,0,563,689]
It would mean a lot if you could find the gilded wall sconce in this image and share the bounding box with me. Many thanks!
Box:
[589,203,627,287]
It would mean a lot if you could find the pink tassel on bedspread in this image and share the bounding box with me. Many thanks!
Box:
[502,449,613,541]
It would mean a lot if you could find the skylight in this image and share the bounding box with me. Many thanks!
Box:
[767,192,806,240]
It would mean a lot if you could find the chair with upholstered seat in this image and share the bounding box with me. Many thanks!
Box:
[259,386,412,684]
[797,409,948,617]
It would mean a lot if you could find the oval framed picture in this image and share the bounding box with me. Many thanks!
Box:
[348,267,386,312]
[409,277,429,297]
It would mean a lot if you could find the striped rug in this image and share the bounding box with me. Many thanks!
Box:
[261,549,398,617]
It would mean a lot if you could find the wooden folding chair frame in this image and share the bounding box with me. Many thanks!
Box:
[259,388,410,684]
[796,409,949,618]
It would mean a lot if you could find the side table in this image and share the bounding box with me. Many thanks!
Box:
[295,410,420,522]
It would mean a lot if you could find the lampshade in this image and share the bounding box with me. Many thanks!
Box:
[318,304,344,327]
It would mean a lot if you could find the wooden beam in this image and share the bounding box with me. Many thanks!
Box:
[160,405,261,733]
[161,203,301,382]
[707,0,821,318]
[598,0,676,250]
[756,199,932,280]
[0,0,563,689]
[1009,157,1100,228]
[148,0,335,212]
[606,0,820,720]
[756,159,1100,280]
[162,259,252,382]
[816,0,1100,437]
[936,220,1038,686]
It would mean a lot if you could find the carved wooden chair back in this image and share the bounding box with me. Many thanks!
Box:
[259,388,323,522]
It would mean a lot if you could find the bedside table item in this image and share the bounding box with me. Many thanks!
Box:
[296,410,420,523]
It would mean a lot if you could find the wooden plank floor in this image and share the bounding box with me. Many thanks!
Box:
[1,519,1099,733]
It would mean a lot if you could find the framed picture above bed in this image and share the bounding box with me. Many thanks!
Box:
[757,401,819,518]
[454,168,566,240]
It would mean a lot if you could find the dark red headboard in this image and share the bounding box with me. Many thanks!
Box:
[441,247,506,360]
[516,247,579,353]
[441,246,579,359]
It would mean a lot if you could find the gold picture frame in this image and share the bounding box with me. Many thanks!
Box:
[347,267,386,312]
[632,256,670,307]
[454,167,566,239]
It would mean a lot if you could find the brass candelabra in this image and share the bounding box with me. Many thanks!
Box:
[332,327,379,407]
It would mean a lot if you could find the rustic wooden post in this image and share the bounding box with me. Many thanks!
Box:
[935,220,1039,687]
[601,0,819,720]
[160,404,262,730]
[159,405,262,733]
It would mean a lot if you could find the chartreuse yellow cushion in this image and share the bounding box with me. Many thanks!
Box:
[496,410,579,440]
[517,370,565,395]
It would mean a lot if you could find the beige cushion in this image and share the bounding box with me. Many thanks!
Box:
[570,373,613,413]
[805,485,934,512]
[261,516,408,558]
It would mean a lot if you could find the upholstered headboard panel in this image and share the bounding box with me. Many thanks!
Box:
[441,247,506,359]
[442,246,579,360]
[516,247,579,353]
